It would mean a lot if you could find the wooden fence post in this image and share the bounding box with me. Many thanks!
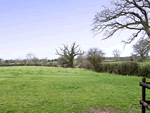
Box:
[139,77,150,113]
[142,77,146,113]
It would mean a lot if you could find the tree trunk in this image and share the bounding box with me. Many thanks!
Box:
[68,56,74,68]
[140,54,144,62]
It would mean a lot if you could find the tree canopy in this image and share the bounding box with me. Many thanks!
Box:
[92,0,150,48]
[133,38,150,61]
[56,42,84,68]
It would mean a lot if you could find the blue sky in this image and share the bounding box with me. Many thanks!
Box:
[0,0,142,60]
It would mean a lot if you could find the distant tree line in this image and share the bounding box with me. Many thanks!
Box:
[0,53,58,65]
[1,39,150,66]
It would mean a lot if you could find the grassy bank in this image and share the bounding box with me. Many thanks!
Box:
[0,66,149,113]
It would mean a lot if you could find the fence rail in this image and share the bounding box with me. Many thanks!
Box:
[139,77,150,113]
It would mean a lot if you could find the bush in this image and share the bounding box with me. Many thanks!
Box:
[0,64,25,66]
[79,63,89,69]
[59,65,63,67]
[103,64,113,73]
[111,63,121,74]
[63,64,68,68]
[100,62,140,76]
[104,64,113,73]
[130,57,134,62]
[138,65,150,77]
[93,63,103,72]
[35,64,42,66]
[119,62,140,76]
[72,65,76,68]
[74,63,78,67]
[85,63,94,70]
[57,57,68,66]
[53,64,58,67]
[49,63,53,67]
[26,64,35,66]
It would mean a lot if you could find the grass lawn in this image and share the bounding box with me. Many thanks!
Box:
[0,66,149,113]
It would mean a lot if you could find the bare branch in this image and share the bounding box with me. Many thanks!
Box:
[122,29,142,49]
[133,38,150,62]
[92,0,150,47]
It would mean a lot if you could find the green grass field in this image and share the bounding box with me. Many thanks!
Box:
[0,66,149,113]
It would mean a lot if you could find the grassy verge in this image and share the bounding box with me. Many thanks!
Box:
[0,66,149,113]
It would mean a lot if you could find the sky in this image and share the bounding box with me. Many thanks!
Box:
[0,0,143,60]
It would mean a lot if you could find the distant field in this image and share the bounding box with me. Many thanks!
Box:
[0,66,148,113]
[47,61,78,65]
[102,61,127,64]
[5,59,150,68]
[38,60,150,68]
[47,61,57,64]
[137,60,150,67]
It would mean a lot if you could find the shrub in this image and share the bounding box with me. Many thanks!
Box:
[138,65,150,77]
[35,64,42,66]
[93,63,103,72]
[72,65,76,68]
[26,64,33,66]
[130,57,134,62]
[49,63,53,67]
[0,64,25,66]
[102,64,106,72]
[53,64,58,67]
[111,63,121,74]
[74,63,78,67]
[104,63,113,73]
[86,48,105,70]
[57,57,68,66]
[85,63,94,70]
[100,62,140,76]
[79,63,86,69]
[63,64,69,68]
[119,62,140,76]
[102,64,108,72]
[59,65,63,67]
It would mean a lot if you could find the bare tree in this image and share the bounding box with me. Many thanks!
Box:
[133,38,150,62]
[76,55,85,64]
[56,42,84,68]
[112,49,121,61]
[92,0,150,48]
[15,58,23,64]
[32,57,39,64]
[41,57,48,65]
[15,59,21,64]
[86,48,105,68]
[5,60,9,64]
[22,59,27,65]
[0,58,3,64]
[26,53,35,64]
